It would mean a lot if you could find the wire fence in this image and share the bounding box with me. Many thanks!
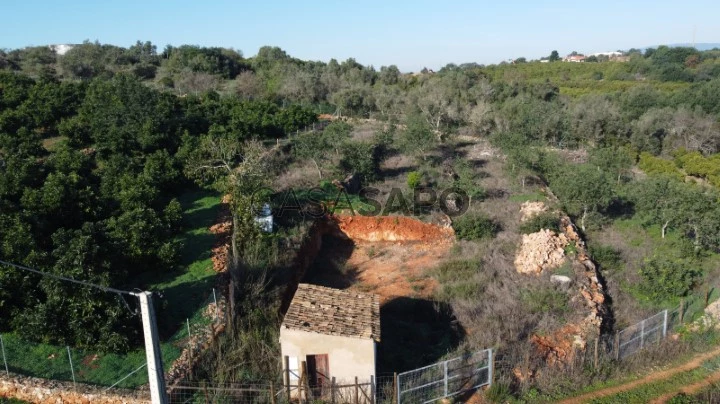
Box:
[168,379,381,404]
[617,309,671,360]
[396,349,492,404]
[0,283,712,403]
[0,287,224,391]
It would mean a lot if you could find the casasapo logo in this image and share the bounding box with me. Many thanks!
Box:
[251,186,469,218]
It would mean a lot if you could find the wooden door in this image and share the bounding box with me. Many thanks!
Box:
[307,354,329,396]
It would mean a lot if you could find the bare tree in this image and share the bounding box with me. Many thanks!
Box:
[233,71,264,100]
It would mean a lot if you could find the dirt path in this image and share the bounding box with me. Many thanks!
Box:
[559,346,720,404]
[650,370,720,403]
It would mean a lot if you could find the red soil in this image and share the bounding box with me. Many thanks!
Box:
[324,215,455,304]
[331,215,455,244]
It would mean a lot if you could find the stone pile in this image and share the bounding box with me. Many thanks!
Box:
[514,229,569,274]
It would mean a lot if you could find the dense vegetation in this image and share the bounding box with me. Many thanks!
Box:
[0,62,315,351]
[2,40,720,398]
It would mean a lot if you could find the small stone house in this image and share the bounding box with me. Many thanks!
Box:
[280,284,380,390]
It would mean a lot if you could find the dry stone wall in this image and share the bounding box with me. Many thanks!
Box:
[0,373,148,404]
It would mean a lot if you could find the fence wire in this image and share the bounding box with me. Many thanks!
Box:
[397,349,492,404]
[0,287,223,391]
[168,380,379,404]
[617,309,669,360]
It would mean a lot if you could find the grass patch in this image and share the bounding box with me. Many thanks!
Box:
[520,287,569,316]
[431,260,485,301]
[136,188,221,337]
[452,213,500,241]
[589,368,709,404]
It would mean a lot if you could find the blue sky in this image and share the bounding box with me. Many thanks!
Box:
[2,0,719,71]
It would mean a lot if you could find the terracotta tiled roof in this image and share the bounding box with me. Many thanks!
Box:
[282,284,381,341]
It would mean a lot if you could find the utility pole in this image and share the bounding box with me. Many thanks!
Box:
[138,291,169,404]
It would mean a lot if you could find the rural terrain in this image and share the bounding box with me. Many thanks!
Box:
[1,42,720,403]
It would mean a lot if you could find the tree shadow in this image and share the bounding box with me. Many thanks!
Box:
[379,165,418,179]
[468,158,488,169]
[377,297,465,374]
[606,197,635,220]
[301,234,358,289]
[485,188,509,199]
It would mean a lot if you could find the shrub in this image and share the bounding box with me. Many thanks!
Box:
[521,286,569,315]
[406,171,421,189]
[452,213,499,240]
[433,260,482,284]
[519,212,561,234]
[638,152,684,180]
[636,257,700,303]
[340,141,378,182]
[485,382,512,403]
[158,76,174,88]
[432,260,484,301]
[589,244,623,272]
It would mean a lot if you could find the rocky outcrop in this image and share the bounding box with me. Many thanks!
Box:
[0,373,148,404]
[530,217,608,366]
[519,201,548,222]
[514,229,569,274]
[514,194,609,369]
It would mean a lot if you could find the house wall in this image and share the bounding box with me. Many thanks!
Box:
[280,328,376,384]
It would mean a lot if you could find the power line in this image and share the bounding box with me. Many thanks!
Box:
[0,259,137,296]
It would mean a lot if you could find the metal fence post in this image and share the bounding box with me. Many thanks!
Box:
[0,334,8,376]
[66,346,76,388]
[663,309,669,338]
[395,372,400,404]
[640,319,646,349]
[212,288,219,319]
[186,318,192,362]
[370,375,376,404]
[594,339,599,370]
[615,332,620,360]
[488,349,494,386]
[443,360,448,397]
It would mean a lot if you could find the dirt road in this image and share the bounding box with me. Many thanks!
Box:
[649,369,720,403]
[558,346,720,403]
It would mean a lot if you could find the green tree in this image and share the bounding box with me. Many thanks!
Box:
[548,50,560,62]
[549,163,615,231]
[398,114,436,160]
[294,132,330,179]
[340,142,378,182]
[589,147,634,183]
[637,257,699,303]
[629,177,680,238]
[322,121,353,154]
